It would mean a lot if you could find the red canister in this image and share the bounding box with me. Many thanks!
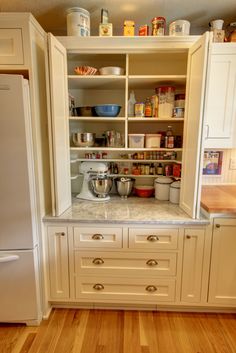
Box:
[152,17,166,36]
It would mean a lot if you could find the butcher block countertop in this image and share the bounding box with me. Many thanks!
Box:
[201,185,236,214]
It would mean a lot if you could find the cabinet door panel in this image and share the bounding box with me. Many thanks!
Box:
[181,229,205,303]
[180,32,209,218]
[204,55,236,147]
[0,29,24,64]
[47,33,71,216]
[208,219,236,305]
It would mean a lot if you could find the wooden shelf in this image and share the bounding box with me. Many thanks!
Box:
[68,75,126,89]
[69,116,126,121]
[71,158,182,164]
[70,147,182,152]
[128,117,184,122]
[128,75,186,89]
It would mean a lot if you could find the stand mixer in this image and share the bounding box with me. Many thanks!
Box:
[76,161,112,201]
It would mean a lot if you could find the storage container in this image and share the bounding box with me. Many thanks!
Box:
[169,181,181,204]
[145,134,161,148]
[128,134,145,148]
[169,20,190,36]
[154,176,173,200]
[67,7,90,36]
[156,86,175,118]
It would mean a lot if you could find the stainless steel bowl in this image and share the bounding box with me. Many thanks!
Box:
[90,176,113,198]
[98,66,125,76]
[72,132,96,147]
[115,177,135,198]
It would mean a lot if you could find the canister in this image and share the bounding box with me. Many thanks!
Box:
[67,7,90,36]
[169,20,190,36]
[169,181,181,204]
[154,176,173,201]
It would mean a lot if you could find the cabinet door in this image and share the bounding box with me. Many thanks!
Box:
[0,29,24,65]
[181,229,205,303]
[180,32,209,218]
[47,226,69,299]
[204,53,236,148]
[208,219,236,305]
[47,33,71,216]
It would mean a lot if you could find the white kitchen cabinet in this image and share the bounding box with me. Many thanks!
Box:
[208,218,236,306]
[204,42,236,148]
[47,226,70,300]
[0,28,24,64]
[46,34,209,219]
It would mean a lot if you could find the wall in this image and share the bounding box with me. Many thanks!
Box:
[202,149,236,185]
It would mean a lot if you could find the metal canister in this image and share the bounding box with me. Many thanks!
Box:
[152,17,166,36]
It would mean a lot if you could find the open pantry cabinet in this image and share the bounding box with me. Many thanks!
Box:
[46,33,209,218]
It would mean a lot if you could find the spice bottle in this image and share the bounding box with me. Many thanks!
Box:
[145,97,152,117]
[157,163,163,175]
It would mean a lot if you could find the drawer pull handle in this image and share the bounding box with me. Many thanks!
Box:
[55,232,65,236]
[146,285,157,292]
[147,235,159,242]
[216,224,221,228]
[92,234,104,240]
[92,258,104,265]
[186,235,191,239]
[146,259,158,267]
[93,283,104,291]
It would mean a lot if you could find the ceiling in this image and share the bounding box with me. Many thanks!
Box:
[0,0,236,36]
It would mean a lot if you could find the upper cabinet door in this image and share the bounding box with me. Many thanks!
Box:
[180,32,209,218]
[47,33,71,216]
[204,46,236,148]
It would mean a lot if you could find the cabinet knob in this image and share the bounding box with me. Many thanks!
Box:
[55,232,65,236]
[92,233,104,240]
[147,235,159,242]
[93,283,104,291]
[146,285,157,292]
[92,258,104,265]
[216,224,221,228]
[186,235,191,239]
[146,259,158,267]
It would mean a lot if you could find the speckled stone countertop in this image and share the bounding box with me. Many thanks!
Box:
[44,197,209,225]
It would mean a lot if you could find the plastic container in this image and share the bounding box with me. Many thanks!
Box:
[145,134,161,148]
[67,7,90,36]
[169,181,181,204]
[128,134,145,148]
[169,20,190,36]
[154,176,173,201]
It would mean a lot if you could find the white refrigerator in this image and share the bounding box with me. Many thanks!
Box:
[0,75,42,325]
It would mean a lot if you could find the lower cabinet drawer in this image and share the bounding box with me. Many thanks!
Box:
[74,251,177,277]
[73,227,122,248]
[75,277,176,302]
[128,228,178,250]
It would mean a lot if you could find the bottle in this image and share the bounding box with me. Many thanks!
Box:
[145,97,152,117]
[166,125,174,149]
[150,163,155,175]
[128,91,136,117]
[157,163,163,175]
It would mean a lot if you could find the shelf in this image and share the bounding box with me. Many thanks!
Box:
[128,75,186,89]
[110,174,181,179]
[71,158,182,164]
[69,116,126,121]
[68,75,126,89]
[128,117,184,122]
[70,147,182,152]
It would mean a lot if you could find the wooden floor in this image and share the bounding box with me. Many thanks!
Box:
[1,309,236,353]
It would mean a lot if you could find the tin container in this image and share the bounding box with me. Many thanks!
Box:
[124,20,135,36]
[67,7,90,36]
[135,102,145,117]
[152,17,166,36]
[139,25,149,36]
[99,23,113,36]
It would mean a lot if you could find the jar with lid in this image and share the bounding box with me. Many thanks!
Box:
[152,17,166,36]
[169,181,181,204]
[154,176,173,200]
[144,97,152,117]
[156,86,175,118]
[67,7,90,36]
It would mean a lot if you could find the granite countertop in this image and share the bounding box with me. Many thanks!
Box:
[201,185,236,214]
[44,196,209,225]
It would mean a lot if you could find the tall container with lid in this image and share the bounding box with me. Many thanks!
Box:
[154,176,173,200]
[67,7,90,36]
[156,86,175,118]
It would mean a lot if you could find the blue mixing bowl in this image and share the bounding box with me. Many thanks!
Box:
[94,104,121,117]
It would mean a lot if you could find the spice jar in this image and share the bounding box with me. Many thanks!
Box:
[152,17,166,36]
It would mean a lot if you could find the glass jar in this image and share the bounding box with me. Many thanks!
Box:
[156,86,175,118]
[152,17,166,36]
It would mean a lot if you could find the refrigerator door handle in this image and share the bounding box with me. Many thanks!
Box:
[0,255,20,263]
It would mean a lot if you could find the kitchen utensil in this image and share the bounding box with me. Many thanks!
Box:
[90,175,113,198]
[99,66,125,75]
[134,185,154,198]
[74,66,97,75]
[75,106,95,116]
[115,177,135,198]
[94,104,121,117]
[72,132,95,147]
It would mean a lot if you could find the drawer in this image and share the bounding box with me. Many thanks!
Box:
[76,276,176,302]
[74,251,177,277]
[0,29,24,65]
[73,227,122,248]
[128,228,178,250]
